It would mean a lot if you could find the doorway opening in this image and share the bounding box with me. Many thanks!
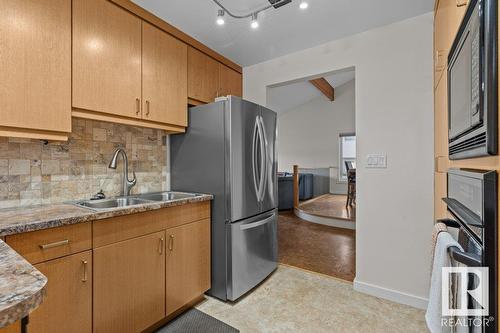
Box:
[266,66,356,281]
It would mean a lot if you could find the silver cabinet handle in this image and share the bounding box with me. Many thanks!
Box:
[158,237,164,255]
[146,100,150,117]
[82,260,88,282]
[39,239,69,250]
[135,98,141,115]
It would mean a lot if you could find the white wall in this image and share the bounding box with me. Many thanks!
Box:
[244,13,434,308]
[274,79,355,194]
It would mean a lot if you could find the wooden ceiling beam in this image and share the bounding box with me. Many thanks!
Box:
[309,78,335,101]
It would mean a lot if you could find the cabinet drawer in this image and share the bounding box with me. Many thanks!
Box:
[6,223,91,264]
[154,201,211,229]
[93,202,211,247]
[93,211,161,248]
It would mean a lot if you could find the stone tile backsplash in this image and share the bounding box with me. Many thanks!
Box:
[0,119,168,208]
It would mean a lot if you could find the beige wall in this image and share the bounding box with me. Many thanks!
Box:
[273,79,355,194]
[0,119,167,208]
[244,13,434,308]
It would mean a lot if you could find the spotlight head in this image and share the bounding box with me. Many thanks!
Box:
[251,13,259,29]
[216,9,225,25]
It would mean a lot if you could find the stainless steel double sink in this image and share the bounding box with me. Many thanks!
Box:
[73,192,201,211]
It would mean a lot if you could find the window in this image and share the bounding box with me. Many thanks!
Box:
[339,134,356,182]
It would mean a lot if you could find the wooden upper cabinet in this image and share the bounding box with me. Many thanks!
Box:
[0,0,71,139]
[29,251,92,333]
[188,47,220,103]
[434,0,468,87]
[166,219,211,315]
[142,22,188,126]
[219,64,243,98]
[73,0,142,119]
[93,231,166,333]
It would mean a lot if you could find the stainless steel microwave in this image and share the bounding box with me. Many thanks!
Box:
[448,0,497,159]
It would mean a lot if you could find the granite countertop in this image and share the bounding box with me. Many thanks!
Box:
[0,194,213,237]
[0,193,212,327]
[0,240,47,328]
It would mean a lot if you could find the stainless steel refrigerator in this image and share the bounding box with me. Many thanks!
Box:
[170,96,278,301]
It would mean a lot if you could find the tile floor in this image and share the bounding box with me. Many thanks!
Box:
[196,265,427,333]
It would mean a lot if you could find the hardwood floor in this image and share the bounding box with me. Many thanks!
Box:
[298,194,355,221]
[278,211,356,281]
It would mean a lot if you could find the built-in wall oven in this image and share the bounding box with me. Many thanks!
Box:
[440,169,497,332]
[448,0,497,159]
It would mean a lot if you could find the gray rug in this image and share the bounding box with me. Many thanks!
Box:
[155,309,239,333]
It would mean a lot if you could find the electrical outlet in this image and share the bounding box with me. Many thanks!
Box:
[366,154,387,168]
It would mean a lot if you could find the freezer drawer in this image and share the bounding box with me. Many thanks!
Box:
[227,210,278,301]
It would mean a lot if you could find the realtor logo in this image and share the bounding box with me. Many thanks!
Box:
[442,267,489,317]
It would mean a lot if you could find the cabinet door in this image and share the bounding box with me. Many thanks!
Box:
[188,47,219,103]
[73,0,142,119]
[142,22,188,126]
[0,0,71,133]
[28,251,92,333]
[93,231,166,333]
[219,64,243,98]
[166,219,210,315]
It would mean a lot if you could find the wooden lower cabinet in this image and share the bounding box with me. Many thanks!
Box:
[0,321,20,333]
[2,204,211,333]
[93,231,166,333]
[166,219,211,315]
[29,251,92,333]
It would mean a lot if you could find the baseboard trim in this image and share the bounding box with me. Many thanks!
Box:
[295,208,356,230]
[353,278,428,310]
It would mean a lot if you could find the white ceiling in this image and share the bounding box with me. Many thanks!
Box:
[267,69,355,114]
[132,0,434,66]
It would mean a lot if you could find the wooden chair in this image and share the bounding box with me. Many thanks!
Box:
[345,161,356,207]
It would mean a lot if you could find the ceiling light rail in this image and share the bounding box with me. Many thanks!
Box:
[212,0,308,28]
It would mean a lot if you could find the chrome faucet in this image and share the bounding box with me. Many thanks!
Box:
[108,148,137,196]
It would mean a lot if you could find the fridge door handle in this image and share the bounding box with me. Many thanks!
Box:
[258,115,269,202]
[257,116,267,202]
[240,214,275,230]
[252,117,260,200]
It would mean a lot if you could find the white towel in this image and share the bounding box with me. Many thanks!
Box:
[426,231,463,333]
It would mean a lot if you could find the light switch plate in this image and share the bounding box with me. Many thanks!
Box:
[366,154,387,168]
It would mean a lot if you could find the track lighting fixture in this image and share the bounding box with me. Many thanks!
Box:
[212,0,306,29]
